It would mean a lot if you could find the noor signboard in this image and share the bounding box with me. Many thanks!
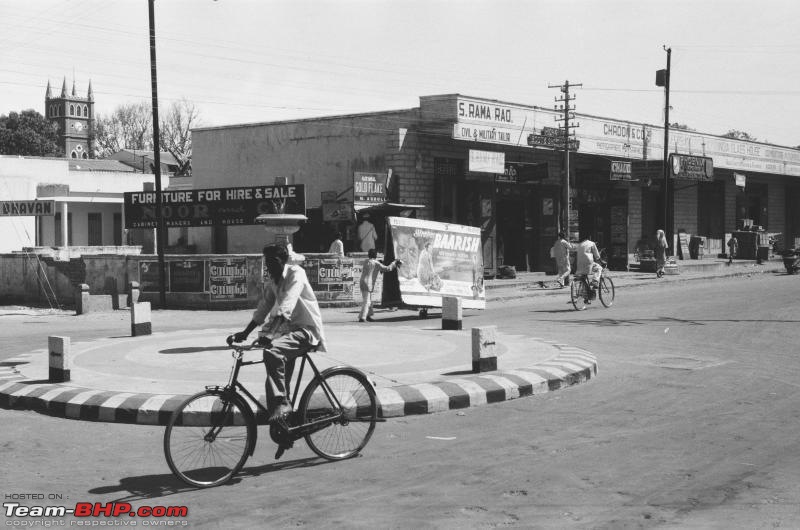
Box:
[123,185,305,228]
[388,217,485,309]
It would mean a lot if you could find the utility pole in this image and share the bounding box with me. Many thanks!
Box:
[549,80,582,240]
[148,0,167,308]
[656,47,672,250]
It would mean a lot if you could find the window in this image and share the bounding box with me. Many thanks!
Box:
[70,104,74,115]
[83,105,88,117]
[88,213,102,245]
[113,213,122,246]
[71,151,78,158]
[82,152,88,159]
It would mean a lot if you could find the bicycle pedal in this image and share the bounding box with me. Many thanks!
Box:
[274,442,292,460]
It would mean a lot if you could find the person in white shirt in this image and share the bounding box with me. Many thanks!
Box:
[328,231,344,256]
[233,243,325,422]
[358,249,400,322]
[551,232,573,288]
[357,214,378,252]
[576,235,604,301]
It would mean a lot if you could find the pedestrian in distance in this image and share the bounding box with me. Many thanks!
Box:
[357,213,378,252]
[551,232,573,288]
[655,229,669,278]
[328,231,344,256]
[727,233,739,265]
[358,249,400,322]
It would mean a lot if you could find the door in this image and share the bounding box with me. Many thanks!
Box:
[88,213,102,246]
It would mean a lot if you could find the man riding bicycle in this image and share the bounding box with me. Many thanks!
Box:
[233,243,326,423]
[576,234,605,303]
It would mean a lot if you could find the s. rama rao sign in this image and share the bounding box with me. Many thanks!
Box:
[0,200,55,216]
[123,185,306,228]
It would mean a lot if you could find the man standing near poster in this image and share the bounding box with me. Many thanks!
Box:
[358,213,377,252]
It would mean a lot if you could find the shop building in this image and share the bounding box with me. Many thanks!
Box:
[192,94,800,274]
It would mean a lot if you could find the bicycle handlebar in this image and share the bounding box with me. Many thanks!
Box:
[225,334,269,351]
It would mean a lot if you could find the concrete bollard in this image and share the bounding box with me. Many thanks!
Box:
[131,301,152,336]
[128,281,140,307]
[48,336,71,382]
[75,284,90,315]
[471,326,497,373]
[442,296,463,330]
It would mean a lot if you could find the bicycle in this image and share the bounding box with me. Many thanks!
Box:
[570,265,615,311]
[163,335,379,488]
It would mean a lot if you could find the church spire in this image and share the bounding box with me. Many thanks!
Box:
[71,78,77,96]
[87,79,93,101]
[60,77,67,97]
[45,80,52,99]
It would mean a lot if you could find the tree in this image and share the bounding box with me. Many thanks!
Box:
[0,109,62,156]
[94,98,200,176]
[94,101,153,158]
[722,129,757,141]
[160,98,200,176]
[670,123,695,131]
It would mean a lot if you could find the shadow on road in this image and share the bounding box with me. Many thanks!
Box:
[89,456,327,501]
[529,314,800,326]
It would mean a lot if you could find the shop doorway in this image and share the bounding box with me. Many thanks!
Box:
[496,199,526,270]
[736,182,768,229]
[641,189,665,248]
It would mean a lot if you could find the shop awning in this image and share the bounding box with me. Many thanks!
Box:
[354,201,426,216]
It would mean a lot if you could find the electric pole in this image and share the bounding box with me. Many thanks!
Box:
[148,0,167,308]
[656,46,671,250]
[549,80,582,240]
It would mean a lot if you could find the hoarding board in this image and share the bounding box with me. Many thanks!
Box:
[123,185,306,228]
[388,217,485,309]
[353,172,388,209]
[209,257,248,300]
[169,260,205,292]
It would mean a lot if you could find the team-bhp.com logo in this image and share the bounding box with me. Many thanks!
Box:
[4,501,188,523]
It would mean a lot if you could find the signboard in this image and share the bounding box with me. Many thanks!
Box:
[209,257,248,300]
[353,172,388,209]
[669,154,714,181]
[468,150,505,174]
[168,260,205,293]
[0,200,55,216]
[388,217,485,309]
[678,233,691,260]
[301,257,355,301]
[139,261,168,292]
[527,126,580,151]
[610,160,632,181]
[734,172,746,187]
[123,185,306,229]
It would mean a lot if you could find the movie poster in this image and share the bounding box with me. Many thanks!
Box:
[387,217,485,309]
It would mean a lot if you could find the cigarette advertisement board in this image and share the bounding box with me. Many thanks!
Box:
[388,217,485,309]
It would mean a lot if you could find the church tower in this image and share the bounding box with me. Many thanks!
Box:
[45,77,95,159]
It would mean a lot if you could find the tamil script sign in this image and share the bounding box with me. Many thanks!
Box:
[669,154,714,181]
[123,185,306,228]
[388,217,485,309]
[353,172,388,209]
[610,160,632,181]
[0,200,55,216]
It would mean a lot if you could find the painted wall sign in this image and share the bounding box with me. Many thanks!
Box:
[0,200,55,216]
[123,185,306,229]
[610,160,633,181]
[169,260,206,293]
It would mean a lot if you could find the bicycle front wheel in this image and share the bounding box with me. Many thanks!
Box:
[599,275,615,308]
[164,390,255,488]
[299,367,377,460]
[570,278,586,310]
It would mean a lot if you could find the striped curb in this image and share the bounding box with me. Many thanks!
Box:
[0,341,597,424]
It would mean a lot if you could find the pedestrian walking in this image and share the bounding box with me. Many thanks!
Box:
[727,233,739,264]
[328,231,344,256]
[655,229,669,278]
[551,232,573,287]
[357,214,378,252]
[358,249,400,322]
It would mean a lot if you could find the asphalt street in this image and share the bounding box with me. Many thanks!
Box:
[2,271,799,528]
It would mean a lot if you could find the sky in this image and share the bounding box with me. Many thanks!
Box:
[2,0,800,148]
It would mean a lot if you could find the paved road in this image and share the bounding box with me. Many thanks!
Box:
[2,272,799,528]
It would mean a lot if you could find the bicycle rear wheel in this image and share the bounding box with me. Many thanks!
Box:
[570,278,587,310]
[599,275,615,307]
[299,367,377,460]
[164,390,255,488]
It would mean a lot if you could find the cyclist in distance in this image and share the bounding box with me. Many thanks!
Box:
[233,243,326,423]
[576,233,604,302]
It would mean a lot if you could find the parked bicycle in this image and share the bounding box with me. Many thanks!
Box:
[163,335,379,488]
[570,265,615,311]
